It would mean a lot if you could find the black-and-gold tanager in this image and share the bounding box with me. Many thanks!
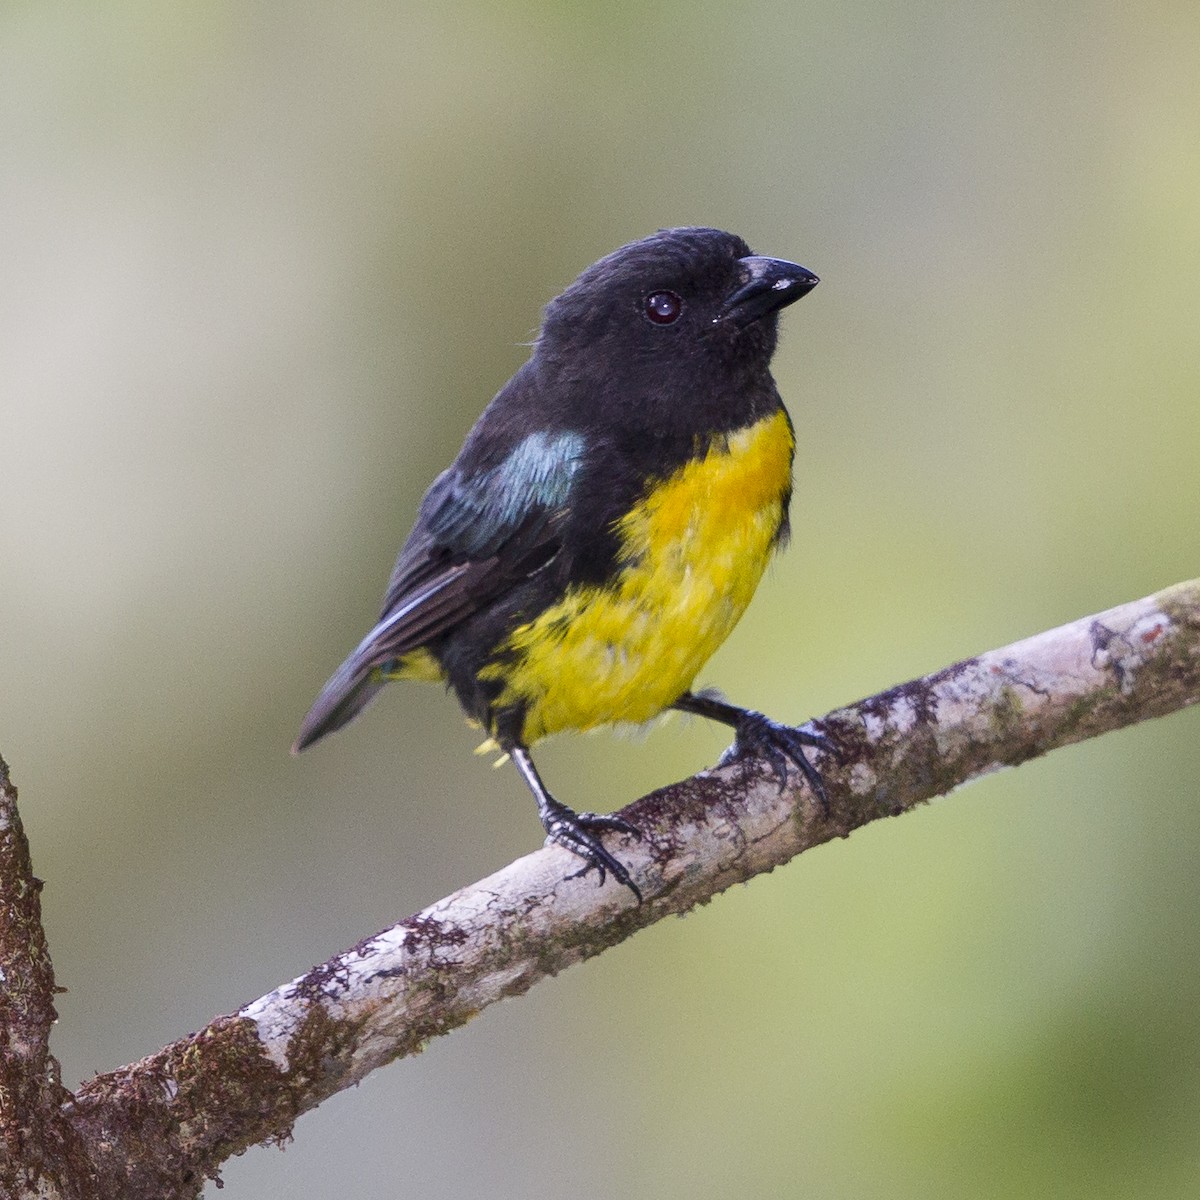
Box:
[294,227,827,900]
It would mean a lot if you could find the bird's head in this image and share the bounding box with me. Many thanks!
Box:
[536,227,818,387]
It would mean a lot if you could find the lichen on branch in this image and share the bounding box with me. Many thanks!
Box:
[3,579,1199,1198]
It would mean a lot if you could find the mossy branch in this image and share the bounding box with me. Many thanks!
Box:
[3,579,1199,1197]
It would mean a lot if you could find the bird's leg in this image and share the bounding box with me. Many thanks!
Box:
[673,690,835,812]
[509,745,643,902]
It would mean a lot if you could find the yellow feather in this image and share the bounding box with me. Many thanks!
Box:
[382,647,445,683]
[481,409,793,743]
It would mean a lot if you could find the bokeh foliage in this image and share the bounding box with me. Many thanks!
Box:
[1,2,1198,1196]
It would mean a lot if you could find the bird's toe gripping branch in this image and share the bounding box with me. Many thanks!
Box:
[544,802,643,901]
[673,690,836,813]
[510,744,644,901]
[725,710,835,812]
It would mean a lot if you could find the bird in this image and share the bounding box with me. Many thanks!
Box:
[294,226,828,901]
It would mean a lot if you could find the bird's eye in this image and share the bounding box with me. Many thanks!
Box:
[644,290,683,325]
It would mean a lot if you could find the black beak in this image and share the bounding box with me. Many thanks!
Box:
[719,256,819,327]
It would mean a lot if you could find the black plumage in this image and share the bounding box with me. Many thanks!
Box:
[295,227,825,899]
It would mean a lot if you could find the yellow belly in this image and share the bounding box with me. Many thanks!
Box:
[484,408,794,743]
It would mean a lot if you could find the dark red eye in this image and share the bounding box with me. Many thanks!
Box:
[644,290,683,325]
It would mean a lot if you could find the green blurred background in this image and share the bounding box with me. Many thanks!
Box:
[3,2,1199,1196]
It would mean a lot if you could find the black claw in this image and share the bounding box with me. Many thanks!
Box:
[733,711,831,814]
[542,802,643,902]
[510,745,643,902]
[577,811,643,840]
[672,692,835,817]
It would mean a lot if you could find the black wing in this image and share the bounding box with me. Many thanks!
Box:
[293,427,584,751]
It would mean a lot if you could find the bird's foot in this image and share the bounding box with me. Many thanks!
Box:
[540,799,643,902]
[725,710,836,814]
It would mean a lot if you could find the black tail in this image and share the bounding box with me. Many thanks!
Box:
[292,649,387,753]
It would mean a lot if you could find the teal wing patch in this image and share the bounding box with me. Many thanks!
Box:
[421,430,585,558]
[294,430,585,751]
[374,427,585,645]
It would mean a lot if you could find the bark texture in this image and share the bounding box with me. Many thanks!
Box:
[1,579,1198,1197]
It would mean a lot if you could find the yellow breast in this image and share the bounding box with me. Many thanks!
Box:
[484,407,794,743]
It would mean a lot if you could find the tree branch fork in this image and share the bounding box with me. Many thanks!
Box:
[2,579,1198,1197]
